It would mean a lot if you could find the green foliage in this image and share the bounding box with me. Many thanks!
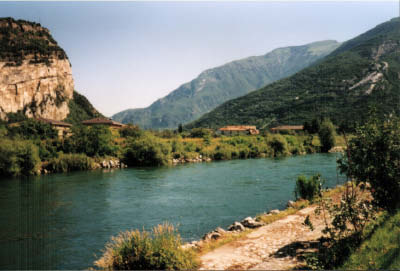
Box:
[123,133,171,166]
[267,134,289,157]
[338,114,400,212]
[7,119,57,140]
[0,17,67,65]
[113,41,340,129]
[6,111,28,123]
[188,19,400,131]
[294,174,323,201]
[45,153,93,173]
[120,124,142,138]
[318,119,336,152]
[189,128,212,138]
[0,139,40,176]
[306,182,377,269]
[64,125,118,157]
[341,210,400,269]
[64,90,104,125]
[94,223,198,270]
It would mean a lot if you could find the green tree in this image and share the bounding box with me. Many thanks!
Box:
[338,114,400,212]
[64,125,117,157]
[178,123,183,133]
[123,133,171,166]
[318,119,336,152]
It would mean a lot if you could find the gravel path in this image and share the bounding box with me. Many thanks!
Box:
[200,206,328,270]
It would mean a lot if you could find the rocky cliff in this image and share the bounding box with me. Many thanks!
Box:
[0,17,74,121]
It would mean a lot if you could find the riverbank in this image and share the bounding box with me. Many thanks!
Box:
[187,186,345,270]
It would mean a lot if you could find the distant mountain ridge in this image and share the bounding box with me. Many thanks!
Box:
[186,18,400,130]
[112,40,340,129]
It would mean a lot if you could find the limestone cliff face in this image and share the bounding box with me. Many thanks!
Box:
[0,17,74,121]
[0,58,74,120]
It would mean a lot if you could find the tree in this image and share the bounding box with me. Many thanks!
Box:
[318,119,336,152]
[65,125,117,157]
[178,123,183,133]
[338,114,400,212]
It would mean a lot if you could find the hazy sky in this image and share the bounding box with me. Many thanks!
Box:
[0,1,398,116]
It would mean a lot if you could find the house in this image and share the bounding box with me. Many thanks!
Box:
[36,117,72,138]
[81,117,125,128]
[270,125,304,133]
[218,125,259,136]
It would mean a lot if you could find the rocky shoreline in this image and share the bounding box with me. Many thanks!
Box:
[182,208,282,250]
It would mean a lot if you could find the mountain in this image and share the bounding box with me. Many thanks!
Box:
[0,17,102,124]
[112,40,340,129]
[187,18,400,130]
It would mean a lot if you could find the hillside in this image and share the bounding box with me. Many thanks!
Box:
[187,18,400,130]
[65,90,104,125]
[112,40,340,129]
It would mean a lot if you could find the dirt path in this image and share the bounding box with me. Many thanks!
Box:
[200,206,328,270]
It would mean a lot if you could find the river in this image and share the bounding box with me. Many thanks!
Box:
[0,153,345,269]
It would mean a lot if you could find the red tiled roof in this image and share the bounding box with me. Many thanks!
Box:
[36,117,72,127]
[219,125,257,131]
[270,125,304,131]
[82,118,124,127]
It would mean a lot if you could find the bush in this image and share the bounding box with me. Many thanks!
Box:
[120,124,142,138]
[46,153,94,173]
[189,128,212,138]
[123,134,171,166]
[338,114,400,212]
[268,134,289,157]
[7,119,57,140]
[94,223,198,270]
[0,139,41,176]
[318,119,336,152]
[294,174,323,201]
[64,125,118,157]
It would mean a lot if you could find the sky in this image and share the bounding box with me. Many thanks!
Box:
[0,1,398,116]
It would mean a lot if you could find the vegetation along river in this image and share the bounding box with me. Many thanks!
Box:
[0,153,345,269]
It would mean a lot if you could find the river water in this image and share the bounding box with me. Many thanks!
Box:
[0,153,345,269]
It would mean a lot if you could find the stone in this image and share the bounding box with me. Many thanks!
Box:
[0,20,74,121]
[228,221,245,232]
[269,209,280,215]
[241,217,265,228]
[202,231,222,241]
[287,200,296,208]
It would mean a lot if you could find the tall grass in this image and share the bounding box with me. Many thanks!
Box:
[95,223,198,270]
[46,153,94,173]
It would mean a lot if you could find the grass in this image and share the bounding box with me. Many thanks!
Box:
[340,209,400,269]
[95,223,198,270]
[195,230,251,256]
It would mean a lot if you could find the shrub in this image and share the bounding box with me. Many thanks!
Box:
[0,139,41,176]
[123,134,171,166]
[7,118,57,140]
[120,124,142,138]
[338,114,400,212]
[189,128,212,138]
[46,153,94,173]
[64,125,118,157]
[94,223,198,270]
[294,174,323,201]
[318,119,336,152]
[268,134,289,157]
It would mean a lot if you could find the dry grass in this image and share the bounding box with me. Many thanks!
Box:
[195,229,252,256]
